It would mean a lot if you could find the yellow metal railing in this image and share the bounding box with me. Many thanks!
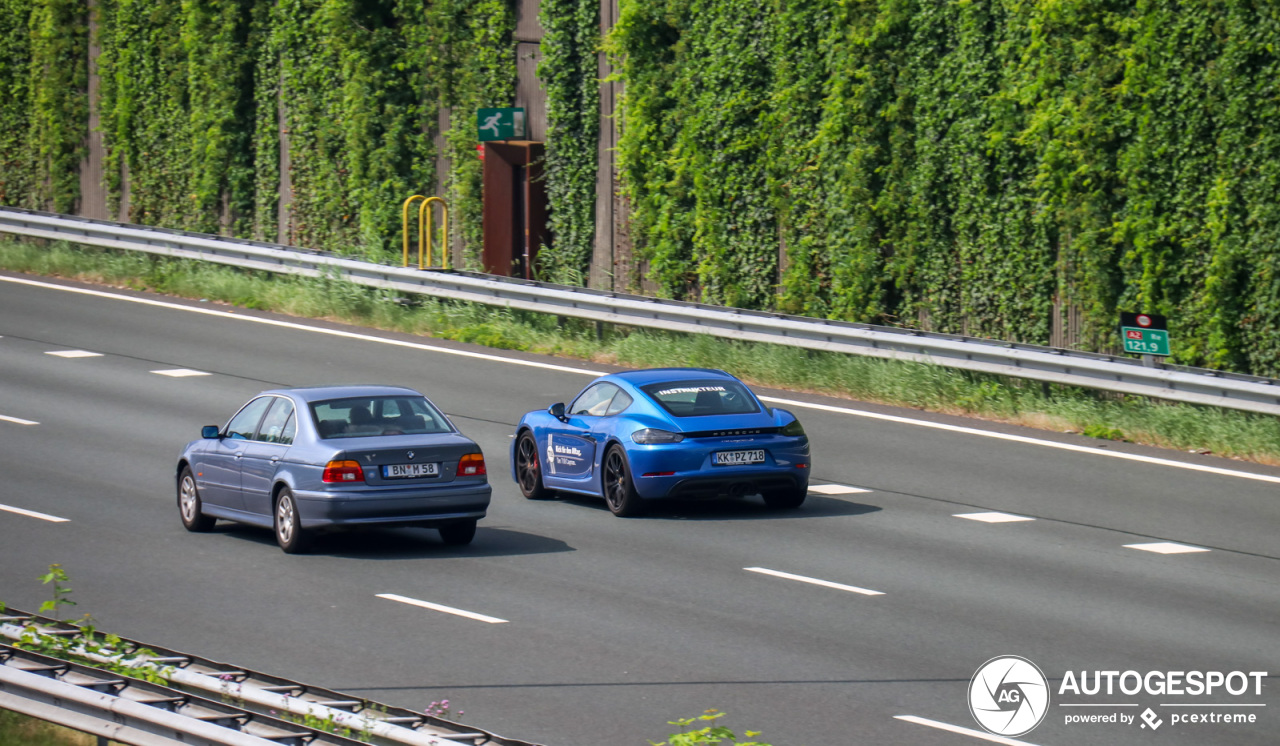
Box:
[401,195,450,270]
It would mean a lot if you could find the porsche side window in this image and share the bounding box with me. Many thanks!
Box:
[570,383,620,417]
[604,390,633,416]
[226,396,273,440]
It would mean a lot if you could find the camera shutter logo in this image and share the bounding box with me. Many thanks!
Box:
[969,656,1050,737]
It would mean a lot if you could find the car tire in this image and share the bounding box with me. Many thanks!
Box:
[438,519,477,546]
[602,446,645,517]
[515,431,553,500]
[763,486,807,510]
[177,466,216,532]
[274,487,310,554]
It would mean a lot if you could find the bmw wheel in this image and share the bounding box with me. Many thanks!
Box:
[438,519,477,546]
[602,446,645,517]
[177,467,216,532]
[516,431,552,499]
[274,487,310,554]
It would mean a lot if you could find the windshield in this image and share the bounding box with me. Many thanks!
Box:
[639,380,760,417]
[310,396,453,439]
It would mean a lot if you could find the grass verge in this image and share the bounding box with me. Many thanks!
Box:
[0,709,98,746]
[3,237,1280,465]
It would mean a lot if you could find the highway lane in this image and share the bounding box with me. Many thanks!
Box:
[1,271,1277,746]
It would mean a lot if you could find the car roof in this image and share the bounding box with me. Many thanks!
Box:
[606,368,737,385]
[260,385,424,403]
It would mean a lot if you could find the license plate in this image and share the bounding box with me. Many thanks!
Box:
[383,462,439,479]
[713,449,766,466]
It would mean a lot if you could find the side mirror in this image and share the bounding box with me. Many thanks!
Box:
[201,425,221,439]
[548,402,567,421]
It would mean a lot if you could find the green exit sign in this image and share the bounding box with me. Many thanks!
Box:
[477,108,525,142]
[1122,327,1170,356]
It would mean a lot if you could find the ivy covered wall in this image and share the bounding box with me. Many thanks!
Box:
[611,0,1280,374]
[5,0,1280,378]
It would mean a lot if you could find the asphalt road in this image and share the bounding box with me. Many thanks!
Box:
[1,271,1276,746]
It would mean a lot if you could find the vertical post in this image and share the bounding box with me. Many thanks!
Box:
[402,195,425,267]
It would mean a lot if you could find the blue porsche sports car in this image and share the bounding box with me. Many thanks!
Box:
[177,385,491,553]
[511,368,809,516]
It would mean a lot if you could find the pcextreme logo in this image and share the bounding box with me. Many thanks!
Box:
[968,656,1051,737]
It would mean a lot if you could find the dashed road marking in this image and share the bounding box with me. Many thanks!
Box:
[955,512,1035,523]
[895,715,1042,745]
[745,567,883,596]
[45,349,103,358]
[0,503,69,523]
[807,484,871,495]
[151,369,211,378]
[376,593,509,624]
[1125,542,1209,554]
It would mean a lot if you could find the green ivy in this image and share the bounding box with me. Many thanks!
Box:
[538,0,599,283]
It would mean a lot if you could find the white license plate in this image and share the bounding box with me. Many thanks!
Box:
[713,449,766,466]
[383,462,439,479]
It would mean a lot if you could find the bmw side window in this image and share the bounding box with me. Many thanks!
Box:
[258,398,295,444]
[604,390,633,416]
[226,397,273,440]
[279,412,296,445]
[570,383,619,416]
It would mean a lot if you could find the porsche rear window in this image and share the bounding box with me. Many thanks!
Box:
[311,396,452,439]
[639,380,759,417]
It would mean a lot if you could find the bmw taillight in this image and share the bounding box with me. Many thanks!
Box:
[459,453,486,477]
[323,460,364,483]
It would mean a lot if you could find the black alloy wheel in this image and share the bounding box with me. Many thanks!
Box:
[602,446,645,517]
[516,432,553,499]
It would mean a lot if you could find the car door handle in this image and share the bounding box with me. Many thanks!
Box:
[270,456,281,463]
[234,452,244,459]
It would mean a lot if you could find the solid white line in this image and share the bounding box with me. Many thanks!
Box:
[894,715,1043,745]
[1059,703,1138,707]
[744,567,883,596]
[759,394,1280,486]
[0,414,39,425]
[376,593,508,624]
[0,275,604,376]
[45,349,103,358]
[9,274,1280,486]
[0,504,70,523]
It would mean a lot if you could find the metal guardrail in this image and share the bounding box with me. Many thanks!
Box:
[0,610,536,746]
[3,206,1280,416]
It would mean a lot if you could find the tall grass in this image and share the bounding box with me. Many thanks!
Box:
[4,238,1280,464]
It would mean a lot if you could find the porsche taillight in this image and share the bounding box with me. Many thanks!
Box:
[458,453,486,477]
[323,460,364,483]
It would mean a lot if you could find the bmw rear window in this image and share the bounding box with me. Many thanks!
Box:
[639,380,760,417]
[311,396,453,439]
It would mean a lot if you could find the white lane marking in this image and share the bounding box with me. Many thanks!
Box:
[744,567,883,596]
[0,275,603,376]
[955,512,1035,523]
[0,503,70,523]
[895,715,1043,745]
[1125,542,1209,554]
[0,414,39,425]
[759,394,1280,486]
[807,483,870,495]
[45,349,103,358]
[151,368,211,377]
[9,274,1280,487]
[376,593,508,624]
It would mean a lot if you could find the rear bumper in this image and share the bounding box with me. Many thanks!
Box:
[293,483,491,528]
